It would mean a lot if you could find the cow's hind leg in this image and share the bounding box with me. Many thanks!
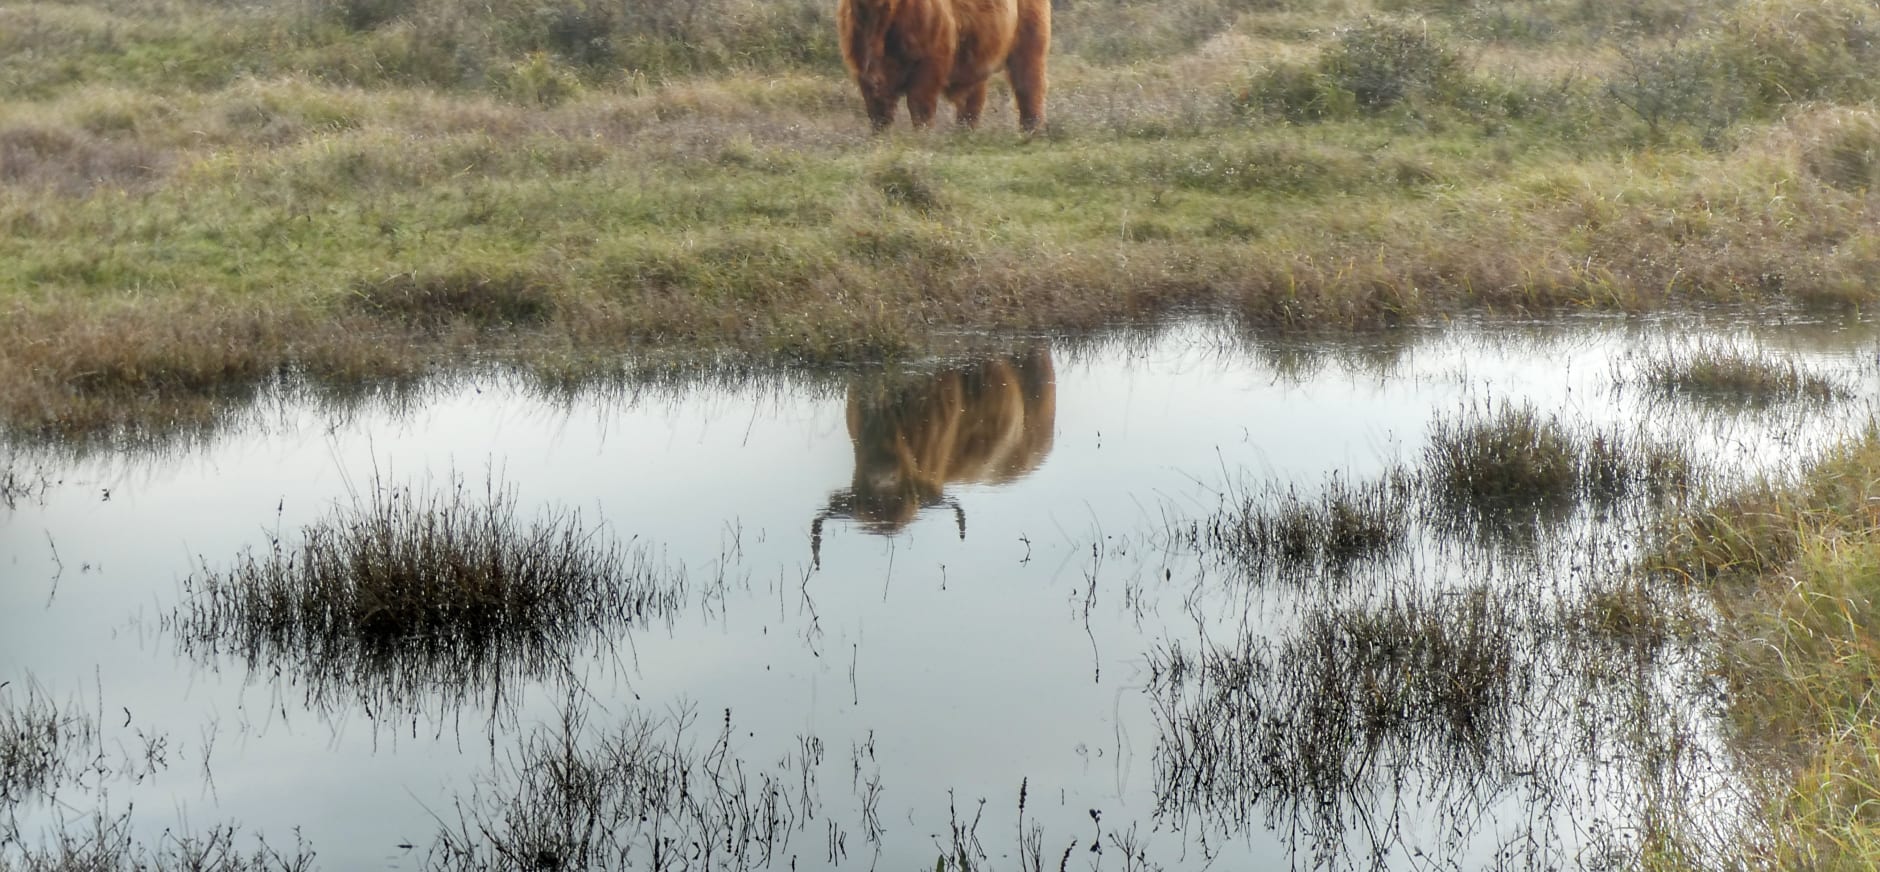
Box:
[906,64,946,128]
[1006,3,1049,132]
[949,80,989,129]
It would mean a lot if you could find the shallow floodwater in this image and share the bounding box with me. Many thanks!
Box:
[2,316,1876,870]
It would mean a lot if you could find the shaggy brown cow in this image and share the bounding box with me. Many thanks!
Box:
[812,347,1056,564]
[837,0,1050,131]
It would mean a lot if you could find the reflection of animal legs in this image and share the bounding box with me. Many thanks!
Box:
[1006,3,1049,132]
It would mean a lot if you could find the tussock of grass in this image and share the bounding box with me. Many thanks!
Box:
[1640,345,1849,406]
[0,122,169,194]
[1425,402,1582,515]
[1581,427,1696,505]
[1426,403,1695,518]
[175,477,684,717]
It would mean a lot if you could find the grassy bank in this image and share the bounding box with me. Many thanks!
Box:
[5,0,1880,440]
[1650,431,1880,866]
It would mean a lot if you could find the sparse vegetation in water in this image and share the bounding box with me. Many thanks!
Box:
[1637,344,1849,407]
[0,683,97,812]
[0,683,311,870]
[1149,584,1540,865]
[0,462,50,509]
[1203,471,1415,577]
[430,704,818,870]
[4,816,315,872]
[173,476,686,720]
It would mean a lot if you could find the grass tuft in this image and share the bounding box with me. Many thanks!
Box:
[869,153,948,215]
[175,476,684,717]
[1425,401,1581,513]
[432,705,817,870]
[1639,345,1850,407]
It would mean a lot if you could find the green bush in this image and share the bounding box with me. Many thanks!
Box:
[494,52,583,106]
[1325,18,1466,111]
[1234,18,1465,121]
[1712,0,1880,108]
[1604,42,1746,140]
[1231,63,1358,122]
[1605,0,1880,141]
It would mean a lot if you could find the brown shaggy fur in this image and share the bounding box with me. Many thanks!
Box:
[837,0,1050,131]
[814,347,1056,549]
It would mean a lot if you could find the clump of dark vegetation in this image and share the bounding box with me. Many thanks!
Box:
[1638,345,1848,407]
[1425,401,1582,513]
[1323,18,1468,112]
[1424,402,1694,529]
[1186,400,1698,577]
[869,153,948,215]
[1204,472,1414,576]
[1580,427,1697,506]
[1564,576,1691,652]
[1233,18,1468,121]
[174,477,685,720]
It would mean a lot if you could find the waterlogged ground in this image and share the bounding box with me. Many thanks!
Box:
[2,315,1877,870]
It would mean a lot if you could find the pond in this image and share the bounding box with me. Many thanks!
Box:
[1,314,1875,870]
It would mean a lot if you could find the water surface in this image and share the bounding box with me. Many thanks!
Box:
[2,315,1874,869]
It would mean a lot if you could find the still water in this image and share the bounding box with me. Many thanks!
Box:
[1,316,1875,869]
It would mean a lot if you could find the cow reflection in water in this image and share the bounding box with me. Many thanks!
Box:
[813,347,1055,564]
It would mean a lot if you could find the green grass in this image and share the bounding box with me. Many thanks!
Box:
[4,0,1880,445]
[1646,429,1880,867]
